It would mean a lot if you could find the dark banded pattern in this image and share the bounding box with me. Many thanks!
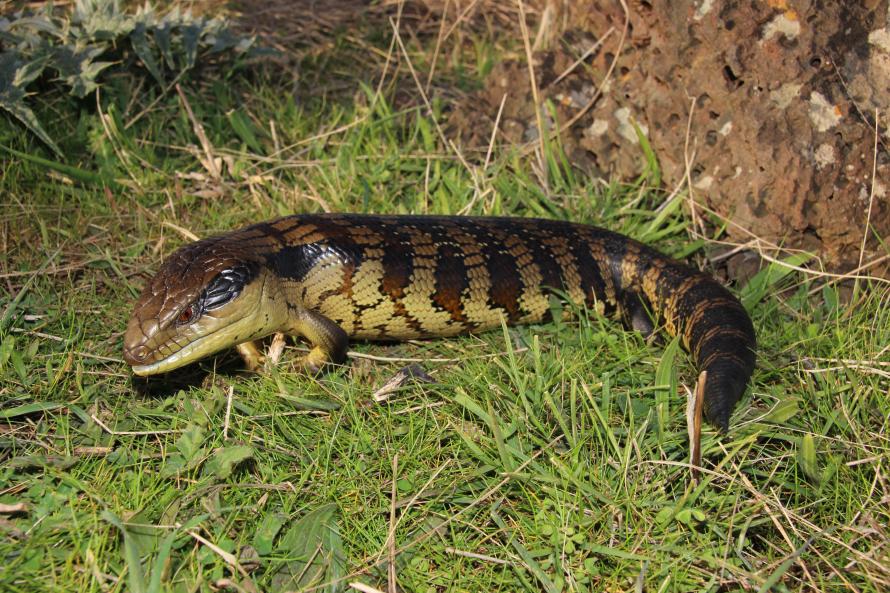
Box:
[123,214,756,429]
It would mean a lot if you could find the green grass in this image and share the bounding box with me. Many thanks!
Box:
[2,27,890,593]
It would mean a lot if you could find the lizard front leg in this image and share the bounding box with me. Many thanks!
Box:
[289,308,349,373]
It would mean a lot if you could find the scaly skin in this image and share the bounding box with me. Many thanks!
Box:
[123,214,756,429]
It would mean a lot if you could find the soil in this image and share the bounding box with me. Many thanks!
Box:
[448,0,890,276]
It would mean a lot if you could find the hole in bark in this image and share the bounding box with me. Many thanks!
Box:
[724,65,741,83]
[803,225,822,241]
[723,64,745,89]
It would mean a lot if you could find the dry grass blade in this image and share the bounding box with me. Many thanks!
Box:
[686,370,706,484]
[160,221,200,242]
[0,503,29,514]
[187,529,249,577]
[349,583,386,593]
[265,332,288,367]
[90,414,182,436]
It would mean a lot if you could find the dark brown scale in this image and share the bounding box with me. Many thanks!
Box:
[486,247,525,322]
[432,243,471,324]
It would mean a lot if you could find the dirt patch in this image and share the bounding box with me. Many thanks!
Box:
[449,0,890,276]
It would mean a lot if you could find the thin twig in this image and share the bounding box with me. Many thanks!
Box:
[91,414,181,436]
[444,547,510,565]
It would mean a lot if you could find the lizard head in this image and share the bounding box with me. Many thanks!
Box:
[123,237,286,375]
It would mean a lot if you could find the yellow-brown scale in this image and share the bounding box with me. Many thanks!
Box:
[123,214,756,429]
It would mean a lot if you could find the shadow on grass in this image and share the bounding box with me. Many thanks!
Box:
[128,351,252,397]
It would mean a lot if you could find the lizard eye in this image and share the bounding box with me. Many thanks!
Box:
[176,304,198,325]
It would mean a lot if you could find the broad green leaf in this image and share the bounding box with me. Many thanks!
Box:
[0,53,61,155]
[207,28,242,54]
[0,335,15,370]
[74,0,134,40]
[676,508,706,525]
[130,21,164,84]
[50,44,112,98]
[174,424,205,461]
[6,13,63,40]
[203,445,254,480]
[252,512,286,555]
[181,22,201,69]
[654,334,681,439]
[153,20,174,69]
[764,398,799,424]
[273,504,345,593]
[13,52,50,86]
[797,434,820,483]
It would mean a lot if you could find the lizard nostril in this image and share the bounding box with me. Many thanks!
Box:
[130,346,149,362]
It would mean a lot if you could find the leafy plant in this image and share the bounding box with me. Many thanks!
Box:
[0,0,265,155]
